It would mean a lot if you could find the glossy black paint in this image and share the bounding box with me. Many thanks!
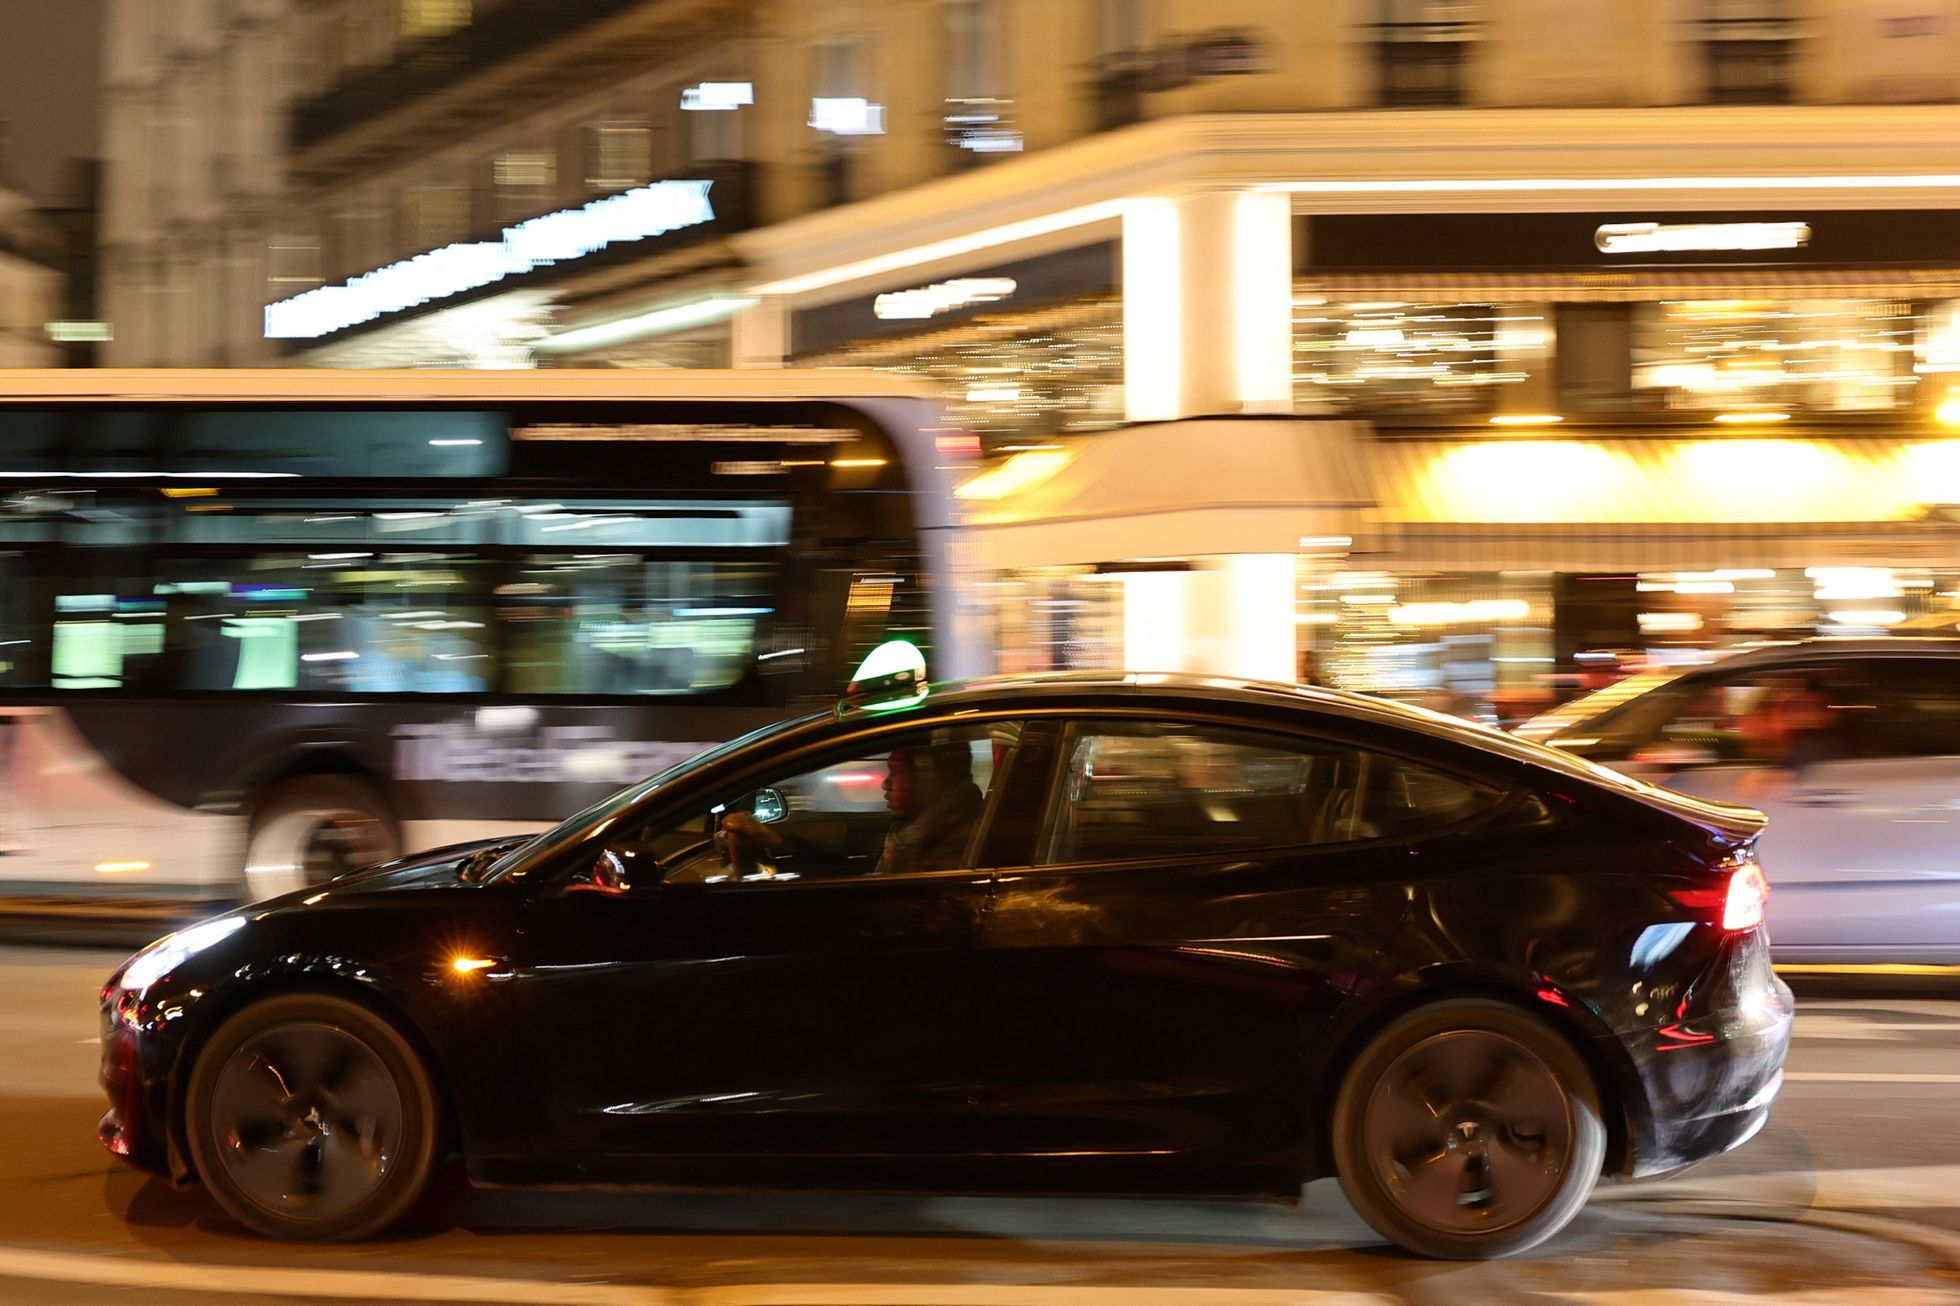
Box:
[99,674,1792,1203]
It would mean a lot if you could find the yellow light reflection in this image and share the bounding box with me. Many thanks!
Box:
[450,956,495,975]
[94,860,151,874]
[956,449,1072,502]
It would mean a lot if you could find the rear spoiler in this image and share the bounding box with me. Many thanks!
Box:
[1619,784,1767,846]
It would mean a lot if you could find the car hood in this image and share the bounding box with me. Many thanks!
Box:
[263,835,535,905]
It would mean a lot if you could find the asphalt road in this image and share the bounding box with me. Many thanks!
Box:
[3,946,1959,1305]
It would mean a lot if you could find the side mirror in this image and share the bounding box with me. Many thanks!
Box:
[752,787,787,824]
[569,841,663,895]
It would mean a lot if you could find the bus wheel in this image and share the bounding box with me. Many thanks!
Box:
[245,777,399,900]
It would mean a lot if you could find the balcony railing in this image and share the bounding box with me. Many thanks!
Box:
[291,0,648,151]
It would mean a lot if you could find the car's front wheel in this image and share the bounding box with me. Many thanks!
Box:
[1332,997,1606,1259]
[185,993,443,1240]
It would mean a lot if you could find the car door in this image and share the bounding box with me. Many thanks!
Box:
[974,717,1480,1166]
[513,718,1022,1176]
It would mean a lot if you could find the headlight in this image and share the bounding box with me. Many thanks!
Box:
[118,916,247,992]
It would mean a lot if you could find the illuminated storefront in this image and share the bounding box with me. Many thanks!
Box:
[789,244,1124,452]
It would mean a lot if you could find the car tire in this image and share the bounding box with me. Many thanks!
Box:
[245,775,399,899]
[184,993,443,1241]
[1331,997,1606,1260]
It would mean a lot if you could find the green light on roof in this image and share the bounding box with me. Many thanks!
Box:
[846,639,928,713]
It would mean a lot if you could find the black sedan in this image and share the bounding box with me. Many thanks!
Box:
[99,673,1791,1259]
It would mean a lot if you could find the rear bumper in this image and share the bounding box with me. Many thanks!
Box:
[1619,934,1794,1178]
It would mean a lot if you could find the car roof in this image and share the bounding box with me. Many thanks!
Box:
[854,670,1552,757]
[1673,637,1960,673]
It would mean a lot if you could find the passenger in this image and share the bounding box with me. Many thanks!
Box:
[872,742,983,874]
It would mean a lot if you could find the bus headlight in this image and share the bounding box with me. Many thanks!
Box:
[117,916,247,993]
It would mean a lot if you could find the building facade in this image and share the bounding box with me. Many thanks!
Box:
[98,0,1960,709]
[0,182,61,367]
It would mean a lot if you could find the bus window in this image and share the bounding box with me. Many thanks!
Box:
[501,555,773,696]
[0,553,39,686]
[169,410,509,478]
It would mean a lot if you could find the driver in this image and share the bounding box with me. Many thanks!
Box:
[872,741,983,875]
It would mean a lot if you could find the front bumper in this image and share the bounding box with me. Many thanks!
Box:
[98,995,174,1179]
[1619,931,1794,1178]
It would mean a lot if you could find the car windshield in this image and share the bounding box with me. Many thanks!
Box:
[1511,669,1687,743]
[482,711,823,881]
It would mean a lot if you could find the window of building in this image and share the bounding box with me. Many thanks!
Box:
[1092,0,1153,129]
[1040,721,1503,864]
[943,0,1018,159]
[494,149,557,223]
[401,0,472,39]
[400,182,470,251]
[688,100,743,164]
[809,36,879,203]
[587,119,652,192]
[1702,0,1798,104]
[1374,0,1481,107]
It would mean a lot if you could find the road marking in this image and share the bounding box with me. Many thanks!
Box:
[0,1245,658,1303]
[0,1250,1415,1306]
[1554,1290,1951,1305]
[1784,1071,1960,1083]
[1787,961,1960,975]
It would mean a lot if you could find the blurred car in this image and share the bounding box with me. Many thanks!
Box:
[100,672,1789,1259]
[1517,638,1960,964]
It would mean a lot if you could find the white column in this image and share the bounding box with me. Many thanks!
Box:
[1123,189,1294,422]
[730,294,789,368]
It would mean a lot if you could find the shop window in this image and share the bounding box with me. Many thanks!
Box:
[588,119,652,192]
[1293,298,1543,415]
[1374,0,1481,108]
[1702,0,1798,104]
[1555,304,1635,413]
[1630,299,1915,413]
[494,150,557,224]
[1041,722,1503,864]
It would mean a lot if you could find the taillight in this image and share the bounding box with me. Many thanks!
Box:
[1723,861,1769,931]
[1670,858,1769,931]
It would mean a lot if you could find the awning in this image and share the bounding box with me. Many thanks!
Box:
[1301,267,1960,303]
[1368,434,1960,570]
[961,418,1376,570]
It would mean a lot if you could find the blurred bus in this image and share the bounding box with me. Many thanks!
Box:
[0,370,980,915]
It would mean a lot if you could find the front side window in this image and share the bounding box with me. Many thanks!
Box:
[1041,721,1502,864]
[651,720,1019,884]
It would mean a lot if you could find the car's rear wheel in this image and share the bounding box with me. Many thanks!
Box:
[1332,998,1605,1260]
[185,993,442,1241]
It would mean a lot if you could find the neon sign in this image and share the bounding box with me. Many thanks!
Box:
[265,179,717,339]
[1594,221,1811,254]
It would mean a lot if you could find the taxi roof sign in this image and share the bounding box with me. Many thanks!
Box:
[845,639,928,712]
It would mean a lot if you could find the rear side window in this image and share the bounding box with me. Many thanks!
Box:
[1863,659,1960,758]
[1039,721,1505,865]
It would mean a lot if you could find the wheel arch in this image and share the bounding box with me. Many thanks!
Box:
[1309,969,1648,1182]
[165,970,462,1184]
